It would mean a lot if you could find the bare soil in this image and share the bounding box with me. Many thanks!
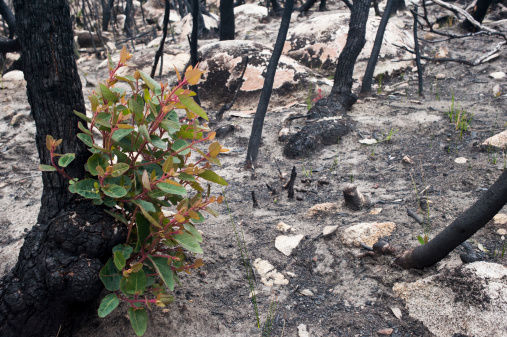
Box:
[0,2,506,336]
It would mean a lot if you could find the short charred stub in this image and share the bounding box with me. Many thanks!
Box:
[0,201,126,337]
[283,118,352,158]
[343,183,370,211]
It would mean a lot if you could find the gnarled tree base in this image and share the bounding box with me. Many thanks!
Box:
[0,201,126,337]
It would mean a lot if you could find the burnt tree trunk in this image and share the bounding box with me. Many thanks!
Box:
[396,169,507,269]
[124,0,134,38]
[246,0,294,167]
[462,0,493,32]
[360,0,395,95]
[101,0,115,31]
[190,0,200,103]
[0,1,125,336]
[308,0,372,119]
[219,0,235,40]
[151,0,170,77]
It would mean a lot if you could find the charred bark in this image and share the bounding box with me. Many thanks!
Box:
[151,0,170,78]
[219,0,235,40]
[462,0,493,32]
[190,0,200,103]
[396,170,507,269]
[360,0,395,95]
[308,0,372,119]
[101,0,115,31]
[0,1,126,335]
[124,0,134,38]
[0,37,19,52]
[246,0,294,167]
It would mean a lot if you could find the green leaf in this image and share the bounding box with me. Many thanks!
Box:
[129,95,145,124]
[104,209,128,225]
[179,95,208,121]
[120,269,146,295]
[198,170,228,186]
[100,83,118,103]
[39,164,56,172]
[138,125,151,142]
[113,250,126,270]
[86,153,108,176]
[160,119,180,134]
[99,258,121,291]
[417,235,427,245]
[73,110,92,122]
[78,121,92,135]
[111,162,130,177]
[77,133,93,147]
[138,70,161,95]
[178,173,195,182]
[102,184,127,198]
[128,307,148,337]
[184,223,203,243]
[174,232,203,254]
[150,135,167,149]
[171,139,190,155]
[157,182,187,196]
[95,112,112,128]
[58,153,75,167]
[112,128,134,143]
[133,199,156,213]
[135,213,151,252]
[71,178,101,199]
[98,293,120,318]
[148,256,175,291]
[113,244,133,260]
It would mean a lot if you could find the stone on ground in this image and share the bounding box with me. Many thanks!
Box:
[341,222,396,247]
[275,234,304,256]
[481,130,507,151]
[253,258,288,287]
[393,262,507,337]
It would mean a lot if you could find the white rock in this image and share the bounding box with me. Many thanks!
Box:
[252,258,289,287]
[369,208,382,215]
[276,221,292,233]
[402,155,414,164]
[454,157,467,164]
[482,130,507,151]
[489,71,506,79]
[341,222,396,247]
[297,324,310,337]
[493,214,507,226]
[393,262,507,337]
[275,235,304,256]
[390,306,402,319]
[300,289,314,297]
[285,271,296,278]
[322,225,338,237]
[435,73,446,80]
[496,228,506,236]
[234,4,267,19]
[359,138,377,145]
[2,70,24,82]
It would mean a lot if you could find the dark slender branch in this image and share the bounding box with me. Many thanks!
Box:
[342,0,352,10]
[216,56,249,121]
[190,0,200,103]
[245,0,294,167]
[151,0,170,78]
[0,0,15,38]
[360,0,395,94]
[285,166,297,199]
[407,208,424,225]
[412,6,423,96]
[396,170,507,269]
[394,43,475,66]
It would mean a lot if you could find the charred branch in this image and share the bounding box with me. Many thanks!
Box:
[396,170,507,269]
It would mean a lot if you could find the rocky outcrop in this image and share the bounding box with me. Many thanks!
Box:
[198,40,332,108]
[286,10,413,77]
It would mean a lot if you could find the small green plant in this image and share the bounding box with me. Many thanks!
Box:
[410,172,431,244]
[41,47,228,336]
[379,127,398,143]
[302,162,312,178]
[447,93,473,139]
